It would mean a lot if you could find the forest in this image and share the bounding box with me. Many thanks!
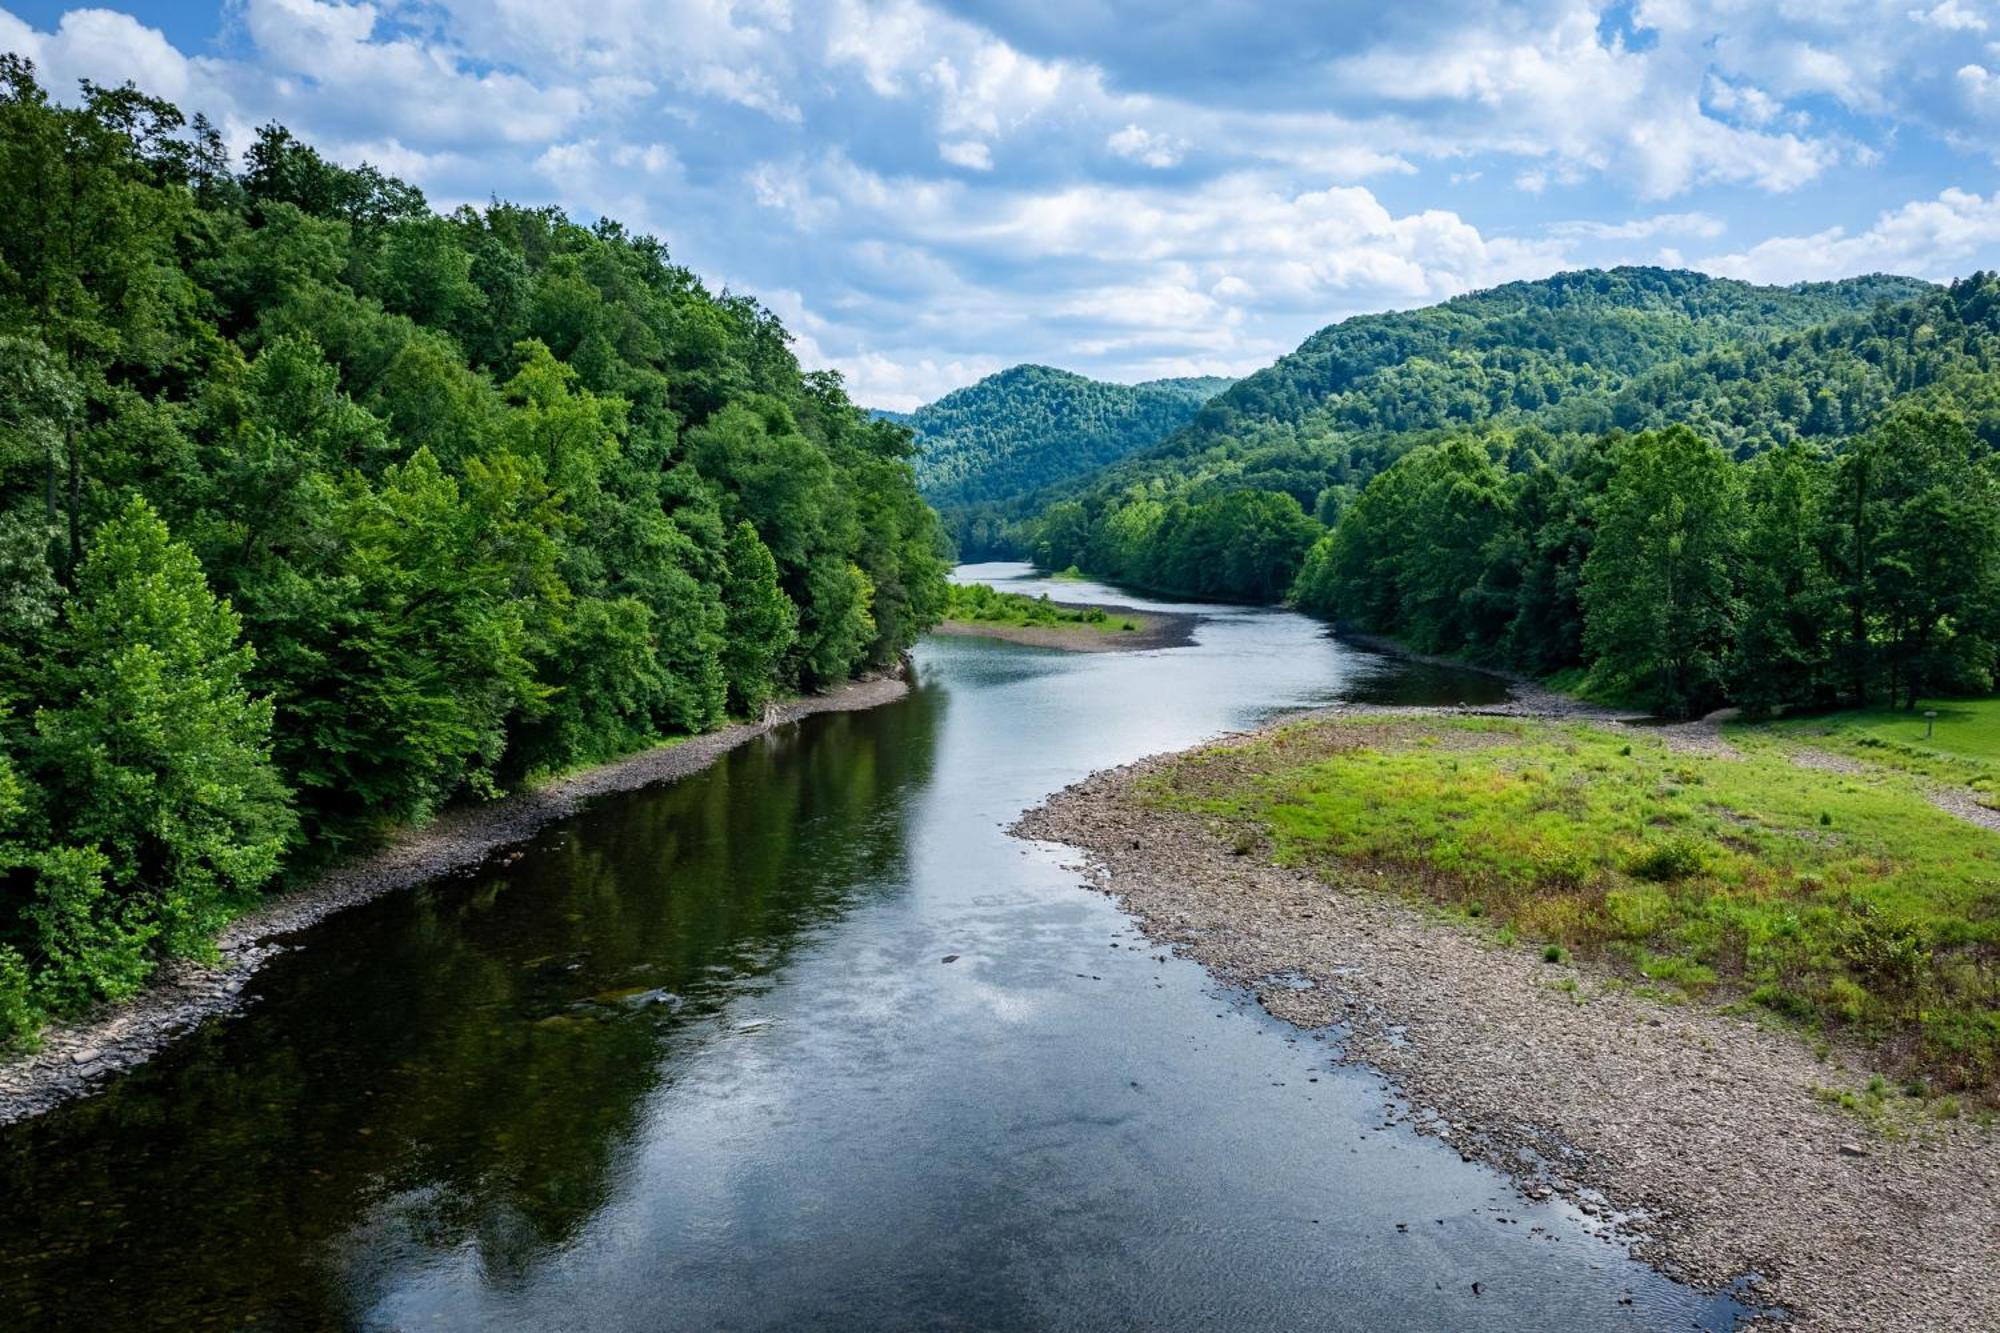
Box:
[0,61,948,1045]
[1012,269,1963,597]
[900,364,1231,556]
[1290,403,2000,718]
[1013,268,2000,716]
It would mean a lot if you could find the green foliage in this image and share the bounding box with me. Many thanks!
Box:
[1291,438,1512,654]
[1038,487,1320,602]
[1582,428,1743,716]
[1625,834,1708,882]
[1021,266,1933,581]
[1286,379,2000,719]
[0,62,947,1037]
[943,582,1136,630]
[905,364,1233,518]
[29,498,293,979]
[720,520,797,715]
[1018,274,1999,712]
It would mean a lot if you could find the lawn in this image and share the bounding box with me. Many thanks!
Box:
[1145,714,2000,1094]
[1756,696,2000,798]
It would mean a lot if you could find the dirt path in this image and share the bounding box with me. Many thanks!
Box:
[0,670,913,1128]
[1017,728,1999,1333]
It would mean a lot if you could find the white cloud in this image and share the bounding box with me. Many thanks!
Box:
[0,7,212,108]
[1107,124,1185,168]
[6,0,1998,407]
[1552,212,1728,241]
[1910,1,1989,32]
[1700,188,2000,283]
[938,139,993,170]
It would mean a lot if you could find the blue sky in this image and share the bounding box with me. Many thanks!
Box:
[3,1,1997,409]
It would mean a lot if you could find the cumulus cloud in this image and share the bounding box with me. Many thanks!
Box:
[2,0,1996,404]
[939,139,994,170]
[1700,189,2000,283]
[1107,124,1185,168]
[1909,1,1989,32]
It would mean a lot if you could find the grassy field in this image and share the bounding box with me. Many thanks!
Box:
[943,582,1140,632]
[1756,697,2000,801]
[1145,714,2000,1095]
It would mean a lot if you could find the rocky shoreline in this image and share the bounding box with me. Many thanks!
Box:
[1015,706,2000,1333]
[0,670,913,1129]
[934,603,1199,653]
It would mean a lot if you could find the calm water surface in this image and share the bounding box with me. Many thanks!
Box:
[0,563,1751,1330]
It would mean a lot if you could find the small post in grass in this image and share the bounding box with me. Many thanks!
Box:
[1924,709,1938,740]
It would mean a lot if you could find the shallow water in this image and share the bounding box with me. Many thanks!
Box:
[0,563,1751,1330]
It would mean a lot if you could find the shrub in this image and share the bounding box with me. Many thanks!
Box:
[1836,915,1931,999]
[1533,845,1595,890]
[1626,834,1707,882]
[0,945,38,1050]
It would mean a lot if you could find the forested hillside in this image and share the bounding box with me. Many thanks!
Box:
[1026,268,1946,602]
[0,61,947,1043]
[1024,264,2000,722]
[900,364,1232,553]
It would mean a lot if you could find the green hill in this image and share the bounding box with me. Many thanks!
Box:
[1022,268,1954,600]
[1072,268,1935,519]
[902,364,1234,512]
[0,62,947,1040]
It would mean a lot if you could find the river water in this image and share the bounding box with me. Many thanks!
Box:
[0,563,1753,1330]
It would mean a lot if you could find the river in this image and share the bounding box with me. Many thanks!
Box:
[0,563,1754,1330]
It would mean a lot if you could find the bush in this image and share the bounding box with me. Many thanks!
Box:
[1626,834,1707,882]
[1533,845,1595,890]
[0,945,38,1050]
[1836,914,1931,998]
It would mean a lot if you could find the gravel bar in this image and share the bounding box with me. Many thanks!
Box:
[1015,706,2000,1333]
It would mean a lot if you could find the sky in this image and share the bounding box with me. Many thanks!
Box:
[2,2,1998,409]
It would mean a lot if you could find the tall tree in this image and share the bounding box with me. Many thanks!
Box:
[28,498,292,1002]
[1582,427,1743,716]
[1731,444,1842,715]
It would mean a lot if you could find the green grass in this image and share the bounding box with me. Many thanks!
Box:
[1755,696,2000,798]
[943,582,1139,632]
[1049,565,1090,581]
[1145,715,2000,1094]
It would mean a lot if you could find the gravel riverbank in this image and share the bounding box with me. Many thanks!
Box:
[0,670,912,1128]
[1016,706,2000,1333]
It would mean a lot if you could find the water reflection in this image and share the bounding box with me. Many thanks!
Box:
[0,695,943,1328]
[0,567,1753,1331]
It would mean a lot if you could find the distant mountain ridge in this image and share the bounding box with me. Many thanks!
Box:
[1052,267,1938,520]
[892,364,1237,511]
[1000,265,2000,605]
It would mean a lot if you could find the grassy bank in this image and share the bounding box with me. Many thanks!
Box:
[1757,697,2000,803]
[943,582,1141,633]
[1144,714,2000,1094]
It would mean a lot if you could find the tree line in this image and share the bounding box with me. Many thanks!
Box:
[1016,269,2000,694]
[1290,408,2000,718]
[1014,269,1996,598]
[0,62,947,1045]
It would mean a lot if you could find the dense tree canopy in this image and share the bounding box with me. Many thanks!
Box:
[1011,263,2000,715]
[0,60,947,1044]
[898,365,1233,555]
[1020,268,1961,598]
[1289,398,2000,718]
